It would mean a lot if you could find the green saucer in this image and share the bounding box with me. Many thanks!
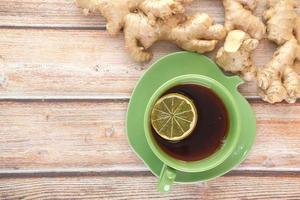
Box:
[126,52,256,182]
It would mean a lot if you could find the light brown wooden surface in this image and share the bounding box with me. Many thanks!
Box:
[0,0,300,199]
[0,28,273,99]
[0,0,224,28]
[1,174,300,200]
[0,0,298,28]
[0,101,299,171]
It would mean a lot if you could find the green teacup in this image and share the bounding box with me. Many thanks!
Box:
[144,74,241,192]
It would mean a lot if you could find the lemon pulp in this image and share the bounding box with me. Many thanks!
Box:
[150,93,197,141]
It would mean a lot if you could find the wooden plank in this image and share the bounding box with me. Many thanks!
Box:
[0,28,278,99]
[0,174,299,199]
[0,100,299,171]
[1,0,299,28]
[0,0,225,28]
[0,0,106,28]
[1,1,299,99]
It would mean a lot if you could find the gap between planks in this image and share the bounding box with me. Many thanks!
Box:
[0,96,298,104]
[0,95,130,101]
[0,167,300,179]
[0,25,106,30]
[0,95,264,101]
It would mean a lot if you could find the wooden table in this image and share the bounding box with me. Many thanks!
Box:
[0,0,299,199]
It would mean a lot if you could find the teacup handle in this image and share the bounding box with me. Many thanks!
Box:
[157,165,177,192]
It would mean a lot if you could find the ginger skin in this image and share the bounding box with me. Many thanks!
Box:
[76,0,143,35]
[77,0,226,62]
[76,0,226,62]
[76,0,192,35]
[264,0,300,45]
[124,12,226,62]
[216,30,259,81]
[257,37,300,103]
[222,0,266,40]
[139,0,193,25]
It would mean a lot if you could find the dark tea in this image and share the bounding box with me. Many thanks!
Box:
[152,84,229,161]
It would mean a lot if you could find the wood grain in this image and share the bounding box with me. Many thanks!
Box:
[0,28,276,99]
[0,100,299,171]
[1,0,299,99]
[0,0,106,28]
[0,0,224,28]
[0,0,298,28]
[0,174,299,199]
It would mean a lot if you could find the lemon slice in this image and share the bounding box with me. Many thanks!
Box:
[150,93,197,141]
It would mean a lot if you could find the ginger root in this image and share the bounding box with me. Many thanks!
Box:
[257,37,300,103]
[76,0,192,35]
[76,0,144,35]
[222,0,266,40]
[124,12,226,62]
[264,0,300,45]
[76,0,225,62]
[139,0,193,25]
[216,30,259,81]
